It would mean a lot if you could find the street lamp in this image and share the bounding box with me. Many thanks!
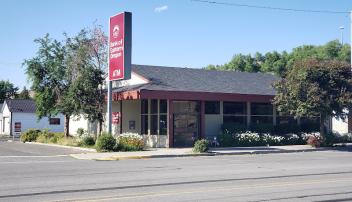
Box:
[339,26,344,45]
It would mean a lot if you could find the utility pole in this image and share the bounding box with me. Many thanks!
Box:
[340,26,344,45]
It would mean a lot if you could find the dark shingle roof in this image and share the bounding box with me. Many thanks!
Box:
[5,99,36,113]
[128,65,279,95]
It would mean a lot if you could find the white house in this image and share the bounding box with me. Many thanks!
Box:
[1,99,64,137]
[0,103,3,134]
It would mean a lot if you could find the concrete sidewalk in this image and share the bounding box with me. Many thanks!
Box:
[70,145,337,161]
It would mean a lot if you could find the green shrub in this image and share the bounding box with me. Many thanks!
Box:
[36,130,64,144]
[221,123,247,134]
[20,129,41,143]
[117,133,144,151]
[76,128,85,137]
[80,136,95,146]
[95,133,116,152]
[217,132,236,147]
[193,139,209,153]
[57,137,79,147]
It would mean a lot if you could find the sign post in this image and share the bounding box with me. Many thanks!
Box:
[107,12,132,134]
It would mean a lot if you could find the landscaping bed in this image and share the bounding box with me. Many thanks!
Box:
[20,129,145,152]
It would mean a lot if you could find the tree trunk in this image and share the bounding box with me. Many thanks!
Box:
[320,114,326,140]
[64,114,70,137]
[98,120,103,136]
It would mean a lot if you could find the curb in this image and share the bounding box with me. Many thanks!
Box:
[70,148,329,161]
[25,142,96,152]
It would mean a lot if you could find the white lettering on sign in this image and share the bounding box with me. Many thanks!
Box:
[110,39,124,60]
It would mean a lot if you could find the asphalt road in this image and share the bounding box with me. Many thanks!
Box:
[0,142,352,202]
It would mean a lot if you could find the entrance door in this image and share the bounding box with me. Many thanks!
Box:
[173,101,200,147]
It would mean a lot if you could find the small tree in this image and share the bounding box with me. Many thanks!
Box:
[273,59,352,138]
[16,86,31,99]
[0,80,18,102]
[24,34,74,136]
[24,26,107,137]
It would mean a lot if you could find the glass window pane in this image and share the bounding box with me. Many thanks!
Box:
[223,102,246,115]
[141,99,148,114]
[251,116,273,124]
[251,103,273,115]
[159,100,167,114]
[151,99,158,114]
[205,101,220,114]
[151,115,158,135]
[223,116,247,125]
[159,115,167,135]
[173,101,199,113]
[277,116,297,125]
[141,115,148,135]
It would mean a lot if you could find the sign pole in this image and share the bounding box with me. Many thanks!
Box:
[107,12,132,135]
[107,80,112,134]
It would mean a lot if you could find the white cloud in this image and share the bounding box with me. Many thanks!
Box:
[154,5,168,13]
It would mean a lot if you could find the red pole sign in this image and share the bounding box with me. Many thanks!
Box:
[109,12,132,81]
[112,112,120,125]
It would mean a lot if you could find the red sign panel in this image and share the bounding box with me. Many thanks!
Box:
[112,112,120,125]
[14,122,21,132]
[109,12,132,81]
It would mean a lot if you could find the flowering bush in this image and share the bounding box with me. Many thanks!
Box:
[261,134,285,146]
[237,132,261,146]
[117,133,144,151]
[307,135,322,147]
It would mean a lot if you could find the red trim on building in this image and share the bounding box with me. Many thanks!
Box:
[140,90,274,102]
[112,91,140,101]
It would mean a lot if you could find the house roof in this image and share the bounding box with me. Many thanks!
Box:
[4,99,36,113]
[114,65,279,96]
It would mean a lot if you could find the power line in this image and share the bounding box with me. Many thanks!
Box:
[191,0,349,14]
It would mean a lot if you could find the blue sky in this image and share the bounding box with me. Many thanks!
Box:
[1,0,352,88]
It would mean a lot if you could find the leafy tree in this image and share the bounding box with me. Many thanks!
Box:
[65,26,107,136]
[204,40,350,77]
[24,34,73,136]
[16,86,31,99]
[24,26,107,137]
[0,80,18,102]
[273,59,352,138]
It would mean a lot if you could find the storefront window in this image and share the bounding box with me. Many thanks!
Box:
[151,115,158,134]
[250,103,273,126]
[141,115,148,135]
[223,102,246,115]
[205,101,220,114]
[160,100,167,114]
[141,99,168,136]
[159,115,167,135]
[223,116,246,125]
[151,99,158,114]
[251,103,273,115]
[223,102,247,126]
[141,99,148,114]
